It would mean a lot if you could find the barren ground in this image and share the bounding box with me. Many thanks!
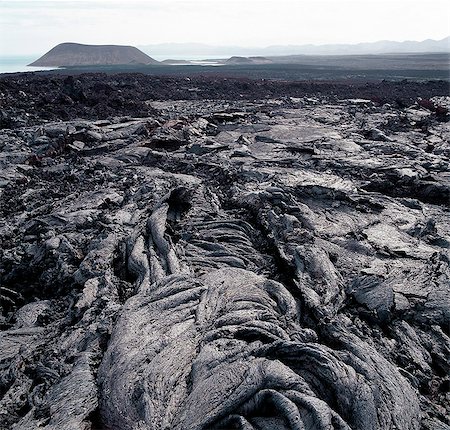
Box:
[0,73,449,430]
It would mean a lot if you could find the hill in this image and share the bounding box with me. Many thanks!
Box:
[29,43,159,67]
[225,56,273,65]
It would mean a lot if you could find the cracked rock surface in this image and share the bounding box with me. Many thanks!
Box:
[0,74,449,429]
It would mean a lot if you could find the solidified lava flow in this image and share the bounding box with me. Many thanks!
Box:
[0,73,449,430]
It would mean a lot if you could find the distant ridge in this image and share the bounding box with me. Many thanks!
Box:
[29,43,159,67]
[139,37,450,57]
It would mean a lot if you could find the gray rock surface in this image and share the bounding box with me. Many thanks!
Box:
[0,92,449,429]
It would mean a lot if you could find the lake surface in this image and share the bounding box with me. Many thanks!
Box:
[0,54,231,74]
[0,56,58,74]
[152,54,231,61]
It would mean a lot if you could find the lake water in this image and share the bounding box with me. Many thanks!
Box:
[0,54,234,74]
[152,54,232,61]
[0,56,57,74]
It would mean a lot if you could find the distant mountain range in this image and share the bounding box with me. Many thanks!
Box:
[30,43,158,67]
[139,37,450,58]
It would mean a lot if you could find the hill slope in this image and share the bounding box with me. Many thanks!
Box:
[29,43,159,67]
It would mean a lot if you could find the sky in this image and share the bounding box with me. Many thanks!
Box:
[0,0,449,55]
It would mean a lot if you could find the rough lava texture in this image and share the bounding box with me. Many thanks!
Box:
[0,74,449,430]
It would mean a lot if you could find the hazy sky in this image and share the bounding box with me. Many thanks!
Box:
[0,0,449,55]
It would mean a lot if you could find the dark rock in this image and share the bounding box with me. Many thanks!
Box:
[68,140,85,151]
[364,127,393,142]
[0,74,449,430]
